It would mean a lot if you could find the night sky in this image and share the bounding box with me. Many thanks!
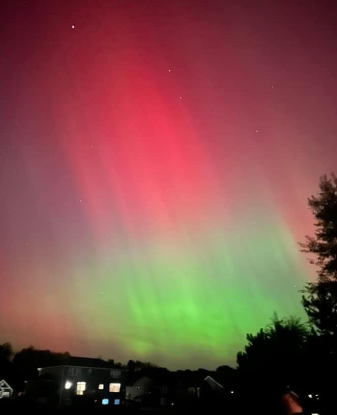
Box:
[1,0,337,370]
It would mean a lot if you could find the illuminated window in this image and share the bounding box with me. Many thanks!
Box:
[98,384,104,390]
[65,381,72,389]
[76,382,86,395]
[114,399,120,405]
[109,383,121,393]
[102,398,109,405]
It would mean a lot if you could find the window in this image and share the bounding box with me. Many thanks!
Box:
[65,381,72,389]
[161,386,168,394]
[98,384,104,390]
[160,398,167,406]
[76,382,86,395]
[109,383,121,393]
[188,387,196,395]
[110,370,121,378]
[102,399,109,405]
[88,368,92,374]
[68,367,81,376]
[114,399,120,405]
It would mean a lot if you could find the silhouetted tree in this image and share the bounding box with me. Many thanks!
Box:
[125,359,157,372]
[301,173,337,280]
[107,358,125,368]
[127,359,136,372]
[0,342,13,360]
[215,365,238,389]
[300,174,337,342]
[237,315,312,396]
[300,173,337,412]
[13,347,70,385]
[0,343,14,385]
[300,174,337,339]
[302,281,337,338]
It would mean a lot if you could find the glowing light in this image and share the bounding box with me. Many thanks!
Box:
[76,382,86,395]
[102,399,109,405]
[65,381,72,389]
[109,383,121,393]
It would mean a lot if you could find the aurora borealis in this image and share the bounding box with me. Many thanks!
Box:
[1,1,337,369]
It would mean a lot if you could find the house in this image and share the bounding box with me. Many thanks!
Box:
[174,370,227,410]
[0,380,13,399]
[38,356,126,408]
[204,375,224,392]
[126,375,152,401]
[126,369,174,407]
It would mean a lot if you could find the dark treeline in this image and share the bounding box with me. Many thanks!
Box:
[1,173,337,414]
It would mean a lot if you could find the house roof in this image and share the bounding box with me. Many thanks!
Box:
[204,376,224,390]
[41,356,123,370]
[0,379,13,392]
[131,376,153,387]
[62,356,110,368]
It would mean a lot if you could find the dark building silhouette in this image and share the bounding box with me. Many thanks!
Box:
[36,356,126,409]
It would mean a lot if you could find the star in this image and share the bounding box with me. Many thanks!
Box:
[179,96,182,100]
[71,25,75,29]
[255,130,259,133]
[79,199,82,202]
[168,69,171,72]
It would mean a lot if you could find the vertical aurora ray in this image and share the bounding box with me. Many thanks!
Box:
[1,1,336,368]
